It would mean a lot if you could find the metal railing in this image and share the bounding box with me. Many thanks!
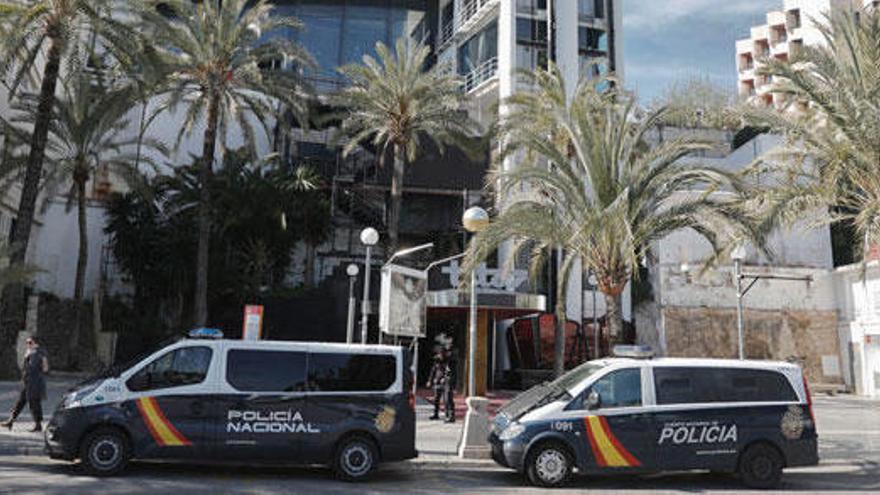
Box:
[462,57,498,93]
[439,20,454,48]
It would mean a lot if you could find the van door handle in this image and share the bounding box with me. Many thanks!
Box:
[191,401,205,416]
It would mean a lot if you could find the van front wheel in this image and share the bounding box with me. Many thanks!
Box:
[525,442,573,488]
[738,443,783,489]
[333,435,378,482]
[79,427,130,477]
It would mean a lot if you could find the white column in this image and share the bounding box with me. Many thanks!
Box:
[497,0,516,174]
[555,0,584,328]
[555,0,580,99]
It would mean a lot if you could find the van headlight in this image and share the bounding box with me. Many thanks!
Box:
[61,383,99,409]
[499,422,526,441]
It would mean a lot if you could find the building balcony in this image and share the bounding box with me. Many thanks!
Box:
[462,56,498,93]
[456,0,499,40]
[770,41,789,57]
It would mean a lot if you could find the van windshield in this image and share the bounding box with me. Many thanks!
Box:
[498,362,606,421]
[77,336,183,387]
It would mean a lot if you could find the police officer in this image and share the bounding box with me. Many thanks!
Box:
[443,347,458,423]
[2,337,49,432]
[426,350,447,420]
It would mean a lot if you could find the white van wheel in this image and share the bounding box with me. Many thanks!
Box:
[79,427,130,477]
[525,442,572,488]
[333,436,378,482]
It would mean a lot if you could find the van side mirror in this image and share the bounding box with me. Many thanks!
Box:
[586,390,601,410]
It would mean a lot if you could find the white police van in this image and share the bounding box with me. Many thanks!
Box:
[45,331,416,479]
[489,347,818,489]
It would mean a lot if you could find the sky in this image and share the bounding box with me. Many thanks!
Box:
[623,0,779,104]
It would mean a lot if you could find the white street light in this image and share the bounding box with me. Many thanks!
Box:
[360,227,379,345]
[463,206,488,397]
[346,263,359,344]
[360,227,379,246]
[458,206,491,460]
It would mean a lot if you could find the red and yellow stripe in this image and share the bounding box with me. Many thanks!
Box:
[136,397,191,447]
[583,416,640,467]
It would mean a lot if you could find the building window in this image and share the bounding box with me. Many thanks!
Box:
[579,0,604,20]
[516,17,548,45]
[516,0,547,16]
[579,27,607,54]
[458,21,498,76]
[790,9,801,29]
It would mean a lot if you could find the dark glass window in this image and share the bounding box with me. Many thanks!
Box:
[576,368,642,409]
[579,0,604,19]
[578,27,607,54]
[654,368,715,405]
[458,21,497,75]
[127,346,212,392]
[516,18,547,44]
[654,367,797,405]
[717,368,798,402]
[226,350,307,392]
[342,5,388,66]
[308,353,396,392]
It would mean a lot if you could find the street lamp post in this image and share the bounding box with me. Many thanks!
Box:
[731,245,746,360]
[360,227,379,345]
[458,206,491,460]
[730,243,812,360]
[346,263,359,344]
[462,206,489,397]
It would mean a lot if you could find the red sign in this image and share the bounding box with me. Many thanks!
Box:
[242,305,264,341]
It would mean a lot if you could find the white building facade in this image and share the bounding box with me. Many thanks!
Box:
[736,0,878,107]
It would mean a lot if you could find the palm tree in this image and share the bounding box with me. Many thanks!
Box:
[741,10,880,255]
[334,38,481,252]
[280,166,330,288]
[138,0,312,325]
[1,75,165,364]
[465,66,764,375]
[0,0,135,378]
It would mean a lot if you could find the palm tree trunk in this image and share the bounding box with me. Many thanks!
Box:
[387,144,405,253]
[70,175,89,369]
[553,287,567,378]
[193,93,220,327]
[0,36,63,379]
[604,291,624,345]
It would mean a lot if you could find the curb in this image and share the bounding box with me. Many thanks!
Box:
[404,456,499,471]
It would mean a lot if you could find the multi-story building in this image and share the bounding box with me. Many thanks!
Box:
[735,0,875,107]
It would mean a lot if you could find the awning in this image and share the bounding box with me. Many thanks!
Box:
[427,289,546,319]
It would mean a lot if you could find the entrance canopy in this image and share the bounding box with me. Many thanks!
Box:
[426,289,546,318]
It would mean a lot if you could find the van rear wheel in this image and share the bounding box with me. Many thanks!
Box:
[79,427,130,477]
[525,442,573,488]
[333,435,378,482]
[738,443,783,489]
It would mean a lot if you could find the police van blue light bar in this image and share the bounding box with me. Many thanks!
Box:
[188,327,224,339]
[612,345,654,359]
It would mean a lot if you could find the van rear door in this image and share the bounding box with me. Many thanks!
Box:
[303,351,400,463]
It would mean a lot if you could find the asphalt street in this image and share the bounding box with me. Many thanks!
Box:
[0,379,878,494]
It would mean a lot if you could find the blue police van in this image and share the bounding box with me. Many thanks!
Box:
[44,334,416,480]
[490,347,818,489]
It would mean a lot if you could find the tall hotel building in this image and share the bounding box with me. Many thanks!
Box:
[735,0,878,107]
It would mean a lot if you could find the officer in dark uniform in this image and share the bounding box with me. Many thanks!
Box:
[443,347,458,423]
[426,350,447,420]
[2,337,49,432]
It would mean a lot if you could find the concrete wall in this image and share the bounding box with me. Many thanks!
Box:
[662,306,842,385]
